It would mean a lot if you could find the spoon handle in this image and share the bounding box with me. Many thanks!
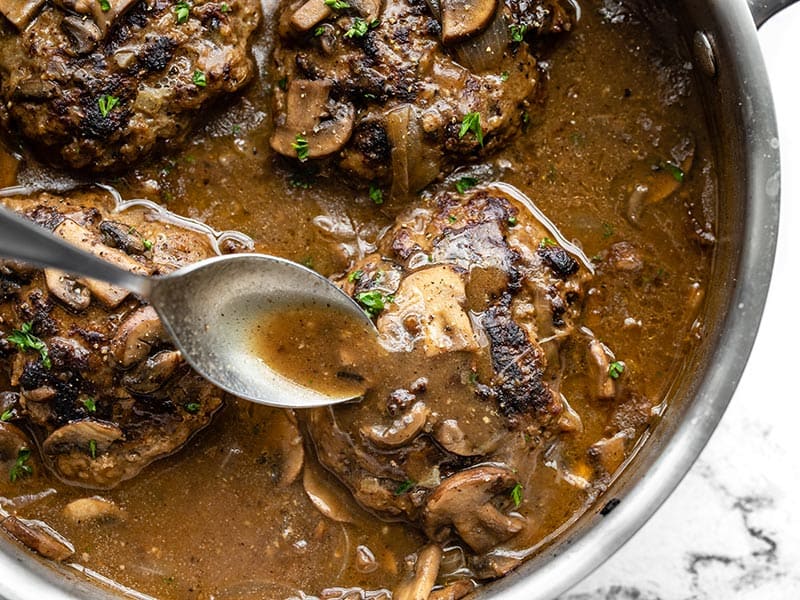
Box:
[0,206,152,297]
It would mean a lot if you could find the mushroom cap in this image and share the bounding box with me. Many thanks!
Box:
[440,0,498,45]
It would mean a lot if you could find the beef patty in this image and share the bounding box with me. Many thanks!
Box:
[0,1,260,171]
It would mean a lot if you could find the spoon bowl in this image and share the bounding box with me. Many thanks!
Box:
[0,207,375,408]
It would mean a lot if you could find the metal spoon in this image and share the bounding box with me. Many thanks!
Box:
[0,207,374,408]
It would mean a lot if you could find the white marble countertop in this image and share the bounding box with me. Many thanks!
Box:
[561,5,800,599]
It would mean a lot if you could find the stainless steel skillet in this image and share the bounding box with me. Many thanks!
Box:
[0,1,792,599]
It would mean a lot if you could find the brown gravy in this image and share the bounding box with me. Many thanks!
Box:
[0,1,716,599]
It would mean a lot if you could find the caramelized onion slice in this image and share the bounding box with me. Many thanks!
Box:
[385,105,440,197]
[452,7,510,72]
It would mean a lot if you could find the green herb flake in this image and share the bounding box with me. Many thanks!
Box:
[608,361,625,380]
[292,134,310,161]
[659,160,685,183]
[301,256,315,269]
[395,479,415,495]
[500,71,510,82]
[220,2,230,12]
[459,111,484,147]
[448,215,457,224]
[175,1,191,23]
[455,176,478,194]
[347,269,364,283]
[509,24,528,43]
[344,17,369,38]
[356,290,389,318]
[98,0,111,12]
[142,239,154,251]
[0,409,13,422]
[314,25,326,36]
[324,0,350,9]
[277,77,288,91]
[185,402,201,413]
[510,482,523,507]
[82,397,97,413]
[191,70,207,87]
[97,94,119,118]
[8,322,51,369]
[507,216,518,226]
[89,439,97,460]
[539,237,557,248]
[369,184,384,205]
[9,448,32,483]
[602,222,614,239]
[468,371,478,385]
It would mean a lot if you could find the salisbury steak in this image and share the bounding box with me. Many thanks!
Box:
[0,1,260,171]
[0,188,231,488]
[270,0,574,193]
[302,186,591,570]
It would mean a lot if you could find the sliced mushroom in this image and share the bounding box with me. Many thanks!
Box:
[62,496,125,524]
[87,0,138,36]
[433,419,482,456]
[270,79,355,160]
[423,466,525,553]
[588,339,617,401]
[588,431,628,474]
[20,386,56,402]
[259,409,304,487]
[0,422,31,463]
[61,14,102,54]
[440,0,498,45]
[53,219,147,308]
[111,306,169,368]
[99,220,147,255]
[1,516,74,561]
[290,0,333,32]
[45,269,91,312]
[43,420,124,458]
[0,0,45,30]
[351,0,382,21]
[377,265,478,356]
[428,579,475,600]
[362,401,429,449]
[303,459,356,523]
[393,544,442,600]
[121,350,183,394]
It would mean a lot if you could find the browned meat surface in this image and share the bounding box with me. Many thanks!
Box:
[0,189,227,488]
[302,186,590,562]
[0,1,260,171]
[270,0,574,193]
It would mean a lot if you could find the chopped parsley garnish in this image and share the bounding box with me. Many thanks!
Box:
[659,160,685,183]
[277,77,288,91]
[447,215,457,224]
[0,409,12,422]
[314,25,326,36]
[510,482,523,507]
[509,24,528,43]
[82,397,97,413]
[175,1,191,24]
[98,0,111,12]
[521,111,531,132]
[347,269,363,283]
[220,2,231,12]
[191,70,207,87]
[185,402,201,413]
[539,237,557,248]
[292,134,310,161]
[142,239,154,251]
[324,0,350,9]
[507,216,518,226]
[344,17,378,38]
[89,440,98,459]
[9,448,32,483]
[455,176,478,194]
[8,322,51,369]
[608,361,625,380]
[459,112,484,147]
[97,94,119,118]
[602,222,614,239]
[395,479,415,495]
[356,290,390,318]
[500,71,510,82]
[369,184,384,205]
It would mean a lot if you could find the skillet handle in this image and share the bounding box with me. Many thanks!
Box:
[748,0,800,27]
